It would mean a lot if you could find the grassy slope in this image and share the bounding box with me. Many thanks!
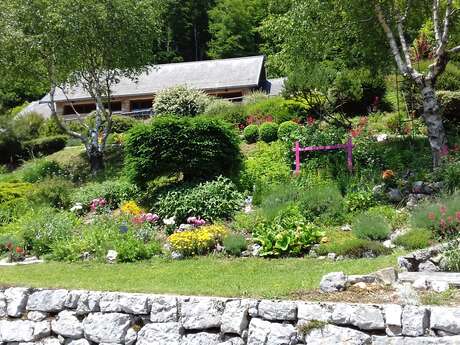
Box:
[0,254,399,299]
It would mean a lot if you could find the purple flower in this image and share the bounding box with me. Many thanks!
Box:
[145,213,159,223]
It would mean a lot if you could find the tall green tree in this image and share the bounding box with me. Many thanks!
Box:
[207,0,267,59]
[3,0,163,172]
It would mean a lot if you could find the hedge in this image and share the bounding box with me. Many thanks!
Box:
[24,135,67,156]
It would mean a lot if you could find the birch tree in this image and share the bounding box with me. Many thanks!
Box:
[3,0,163,172]
[372,0,460,167]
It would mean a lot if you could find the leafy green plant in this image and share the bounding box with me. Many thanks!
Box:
[71,179,139,210]
[153,85,210,117]
[344,190,376,213]
[13,112,45,141]
[298,320,328,336]
[258,122,279,143]
[316,237,392,258]
[114,237,162,263]
[352,213,391,241]
[231,211,263,234]
[366,205,409,229]
[223,233,247,256]
[23,135,67,157]
[299,183,345,225]
[28,178,74,209]
[124,116,242,186]
[435,161,460,194]
[442,242,460,272]
[254,206,324,257]
[155,176,244,223]
[243,124,259,143]
[277,121,299,140]
[21,159,65,183]
[393,228,433,250]
[0,182,32,203]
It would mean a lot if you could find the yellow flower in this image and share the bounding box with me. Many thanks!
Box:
[120,200,144,216]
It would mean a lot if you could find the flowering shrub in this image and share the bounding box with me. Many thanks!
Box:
[168,224,229,256]
[412,194,460,239]
[187,216,206,226]
[90,197,108,213]
[132,213,159,225]
[120,200,144,216]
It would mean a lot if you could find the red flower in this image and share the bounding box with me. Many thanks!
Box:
[15,247,24,254]
[307,116,315,126]
[456,211,460,222]
[440,145,449,157]
[440,219,447,228]
[351,129,361,138]
[440,206,447,215]
[428,212,436,221]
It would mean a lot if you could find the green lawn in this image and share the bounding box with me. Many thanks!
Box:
[0,254,400,299]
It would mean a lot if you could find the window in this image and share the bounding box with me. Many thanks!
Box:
[130,99,153,111]
[62,101,121,115]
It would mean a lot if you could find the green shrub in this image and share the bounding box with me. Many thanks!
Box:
[13,112,44,141]
[71,179,139,209]
[366,205,409,229]
[352,213,391,241]
[437,91,460,123]
[114,237,162,263]
[223,233,247,256]
[244,97,295,123]
[277,121,299,140]
[299,183,345,225]
[155,176,244,223]
[254,205,324,257]
[316,238,392,258]
[393,228,433,250]
[434,161,460,193]
[23,135,67,157]
[84,114,139,133]
[18,208,79,256]
[231,211,263,234]
[21,159,65,183]
[0,198,30,225]
[0,182,32,203]
[443,242,460,272]
[344,190,376,213]
[124,116,242,186]
[259,122,279,143]
[239,141,291,198]
[0,123,22,164]
[153,85,210,117]
[39,118,66,137]
[437,61,460,91]
[412,193,460,239]
[28,178,74,209]
[243,125,259,143]
[203,100,246,125]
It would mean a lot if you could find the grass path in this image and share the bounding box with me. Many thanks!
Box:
[0,254,400,299]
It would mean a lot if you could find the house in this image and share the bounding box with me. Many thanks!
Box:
[34,55,284,119]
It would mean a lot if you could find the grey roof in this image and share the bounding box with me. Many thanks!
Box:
[17,101,53,119]
[266,78,286,96]
[41,55,266,103]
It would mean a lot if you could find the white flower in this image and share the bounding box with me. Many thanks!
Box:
[70,203,83,212]
[163,216,176,225]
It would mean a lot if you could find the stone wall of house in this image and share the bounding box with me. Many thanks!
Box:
[1,287,460,345]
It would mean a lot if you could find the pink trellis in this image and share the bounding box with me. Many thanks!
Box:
[293,137,355,175]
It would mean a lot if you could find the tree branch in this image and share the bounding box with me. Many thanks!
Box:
[397,17,413,70]
[433,0,442,45]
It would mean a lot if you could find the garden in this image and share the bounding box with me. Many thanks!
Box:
[1,75,460,299]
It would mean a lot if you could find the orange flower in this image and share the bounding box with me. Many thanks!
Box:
[382,170,395,180]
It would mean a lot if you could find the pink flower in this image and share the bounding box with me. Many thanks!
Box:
[440,218,447,228]
[456,211,460,222]
[145,213,159,223]
[440,206,447,215]
[187,216,197,224]
[448,216,454,223]
[307,116,315,126]
[428,212,436,221]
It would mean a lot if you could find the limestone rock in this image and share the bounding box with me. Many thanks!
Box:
[0,292,6,318]
[247,318,296,345]
[350,305,385,330]
[221,300,249,335]
[76,292,101,315]
[348,275,377,285]
[51,310,83,339]
[64,291,82,309]
[118,293,149,314]
[218,338,245,345]
[297,302,332,322]
[372,335,460,344]
[402,306,429,336]
[150,296,178,323]
[319,272,347,293]
[431,307,460,334]
[5,287,29,317]
[99,292,121,312]
[384,304,402,337]
[182,332,220,345]
[431,281,449,293]
[258,300,296,321]
[27,290,68,312]
[125,328,137,345]
[106,250,118,263]
[28,311,48,322]
[181,298,225,330]
[412,278,428,290]
[66,339,90,345]
[82,312,131,343]
[0,319,50,342]
[374,267,397,285]
[419,261,439,272]
[304,324,370,345]
[136,322,182,345]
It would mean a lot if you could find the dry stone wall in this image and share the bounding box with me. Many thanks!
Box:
[1,287,460,344]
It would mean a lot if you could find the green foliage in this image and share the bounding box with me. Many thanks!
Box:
[21,160,65,183]
[443,242,460,272]
[0,182,32,203]
[23,135,67,157]
[231,211,263,234]
[344,190,376,213]
[208,0,266,59]
[434,161,460,194]
[243,124,259,143]
[223,233,247,256]
[277,121,299,140]
[13,112,45,141]
[365,205,409,229]
[0,198,30,226]
[258,122,279,143]
[437,91,460,123]
[124,116,242,185]
[71,179,139,209]
[39,118,66,137]
[245,97,295,124]
[28,178,74,209]
[352,213,391,241]
[434,61,460,91]
[202,100,246,125]
[14,208,79,256]
[412,193,460,239]
[316,237,392,258]
[155,176,244,223]
[153,86,210,117]
[254,206,324,257]
[85,114,139,133]
[240,141,291,197]
[0,119,22,164]
[393,228,433,250]
[299,183,345,225]
[114,237,162,263]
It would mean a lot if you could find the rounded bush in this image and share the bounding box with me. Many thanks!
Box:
[24,135,67,157]
[352,213,391,241]
[243,125,259,143]
[124,116,242,186]
[277,121,299,140]
[153,85,210,117]
[259,122,279,143]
